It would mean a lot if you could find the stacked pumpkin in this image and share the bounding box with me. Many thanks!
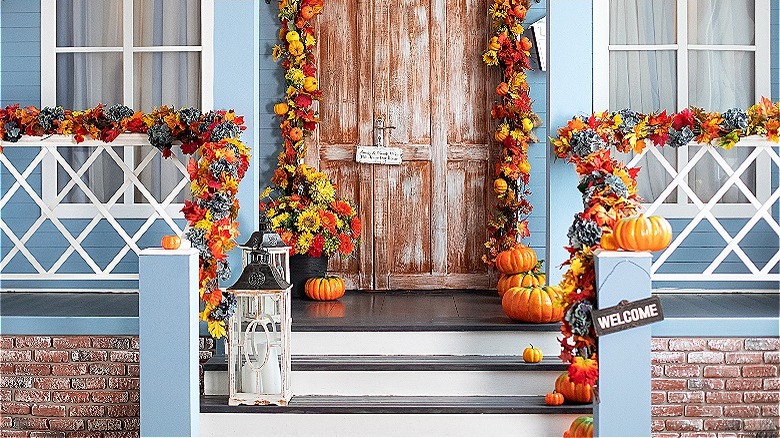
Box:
[304,276,346,301]
[563,416,594,438]
[601,214,673,252]
[496,245,563,324]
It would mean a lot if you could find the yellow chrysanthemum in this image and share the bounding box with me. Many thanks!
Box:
[311,179,336,204]
[296,209,321,232]
[482,51,498,66]
[296,231,314,253]
[304,34,316,47]
[271,212,289,230]
[285,68,305,87]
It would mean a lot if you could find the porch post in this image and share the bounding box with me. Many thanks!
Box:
[139,248,200,437]
[593,250,653,437]
[545,0,593,283]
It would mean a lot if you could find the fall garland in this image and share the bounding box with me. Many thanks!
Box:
[0,104,251,339]
[552,98,780,386]
[482,0,542,265]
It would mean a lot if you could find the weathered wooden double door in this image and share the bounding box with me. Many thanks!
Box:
[311,0,495,290]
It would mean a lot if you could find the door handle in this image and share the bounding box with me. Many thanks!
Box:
[374,118,396,147]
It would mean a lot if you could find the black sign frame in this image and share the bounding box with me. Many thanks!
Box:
[591,296,664,336]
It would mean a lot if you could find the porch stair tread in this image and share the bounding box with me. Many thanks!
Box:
[203,354,569,372]
[200,395,592,414]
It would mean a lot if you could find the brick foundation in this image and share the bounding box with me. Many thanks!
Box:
[652,337,780,436]
[0,335,215,437]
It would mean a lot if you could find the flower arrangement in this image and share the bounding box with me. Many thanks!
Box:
[266,0,362,257]
[483,0,542,265]
[552,99,780,386]
[0,104,251,339]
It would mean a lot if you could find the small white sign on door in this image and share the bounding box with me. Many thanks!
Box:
[355,146,403,165]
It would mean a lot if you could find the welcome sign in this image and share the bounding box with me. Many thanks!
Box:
[591,296,664,336]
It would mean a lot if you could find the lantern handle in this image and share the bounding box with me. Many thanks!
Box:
[243,313,275,371]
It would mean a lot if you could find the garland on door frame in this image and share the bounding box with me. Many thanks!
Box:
[0,104,251,339]
[262,0,362,258]
[552,98,780,385]
[482,0,543,265]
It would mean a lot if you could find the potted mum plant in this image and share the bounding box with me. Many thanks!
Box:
[261,163,361,297]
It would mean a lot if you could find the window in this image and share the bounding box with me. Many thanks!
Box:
[40,0,213,217]
[593,0,771,217]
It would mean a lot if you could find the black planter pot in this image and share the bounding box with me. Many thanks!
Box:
[289,255,329,298]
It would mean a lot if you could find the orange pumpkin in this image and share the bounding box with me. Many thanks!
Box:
[555,372,593,403]
[563,416,594,438]
[288,40,305,56]
[501,286,563,323]
[522,344,543,363]
[496,82,510,96]
[600,232,619,251]
[495,245,537,275]
[544,391,564,406]
[495,129,508,142]
[273,102,289,116]
[161,235,181,250]
[613,214,672,252]
[519,36,533,51]
[488,37,501,51]
[304,276,346,301]
[497,272,543,297]
[512,5,527,20]
[303,76,318,93]
[300,5,316,20]
[493,178,508,195]
[289,127,304,142]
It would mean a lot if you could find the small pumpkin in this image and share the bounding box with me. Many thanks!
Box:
[495,245,537,275]
[600,232,619,251]
[273,102,289,116]
[521,117,534,133]
[496,82,510,96]
[512,5,527,20]
[522,344,543,363]
[555,372,593,403]
[488,36,501,51]
[303,76,319,93]
[289,127,304,142]
[497,272,543,297]
[494,129,509,142]
[613,214,672,252]
[544,391,564,406]
[519,36,533,51]
[285,31,300,42]
[304,276,346,301]
[493,178,508,195]
[501,286,564,323]
[563,415,594,438]
[288,40,305,56]
[300,5,316,20]
[161,235,181,250]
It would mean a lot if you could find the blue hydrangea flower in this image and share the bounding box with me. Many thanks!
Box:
[209,121,240,142]
[721,108,748,132]
[217,259,232,281]
[3,121,22,142]
[206,192,233,221]
[147,124,174,153]
[178,107,202,126]
[565,300,594,336]
[667,126,695,148]
[570,129,607,158]
[567,214,603,249]
[105,104,134,124]
[37,106,65,132]
[199,111,218,133]
[209,158,239,180]
[185,227,209,258]
[210,292,236,321]
[616,109,640,134]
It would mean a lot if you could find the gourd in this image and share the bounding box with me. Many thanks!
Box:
[488,37,501,51]
[600,232,619,250]
[522,344,543,363]
[555,372,593,403]
[497,272,543,297]
[304,276,346,301]
[563,416,594,438]
[273,102,289,116]
[289,127,304,142]
[613,214,672,252]
[496,82,510,96]
[300,5,316,20]
[544,391,564,406]
[501,286,563,323]
[161,235,181,250]
[493,179,508,195]
[495,245,537,275]
[303,77,319,93]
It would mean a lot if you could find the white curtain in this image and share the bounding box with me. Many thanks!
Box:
[609,0,755,204]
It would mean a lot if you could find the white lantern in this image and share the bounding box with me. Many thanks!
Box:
[226,250,292,406]
[239,214,291,283]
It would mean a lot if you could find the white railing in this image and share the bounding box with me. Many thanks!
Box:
[625,137,780,283]
[0,134,188,286]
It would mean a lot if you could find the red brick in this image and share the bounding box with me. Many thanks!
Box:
[106,432,140,438]
[0,431,30,438]
[109,351,138,363]
[14,364,51,376]
[723,405,760,418]
[676,434,715,438]
[764,351,780,364]
[687,352,724,364]
[745,338,779,351]
[744,391,779,403]
[0,389,11,401]
[687,378,724,390]
[121,419,140,432]
[87,419,122,431]
[652,405,683,417]
[106,405,139,417]
[32,377,70,390]
[652,338,670,351]
[724,352,762,364]
[108,377,139,390]
[665,418,703,431]
[31,404,66,417]
[89,363,124,376]
[743,418,776,431]
[702,365,739,378]
[1,350,32,362]
[30,432,67,438]
[51,391,90,403]
[130,337,140,350]
[52,337,91,349]
[705,392,743,404]
[91,337,131,350]
[51,364,88,376]
[129,391,140,403]
[652,365,663,377]
[652,379,687,390]
[15,390,50,403]
[724,379,761,391]
[33,351,68,363]
[669,339,706,351]
[764,377,779,390]
[706,339,743,351]
[742,365,777,377]
[653,352,686,364]
[0,363,15,374]
[70,351,108,362]
[69,405,106,417]
[0,336,14,349]
[91,391,129,403]
[15,337,52,349]
[1,402,32,414]
[70,377,106,390]
[684,405,722,417]
[126,365,139,377]
[651,391,666,404]
[67,433,103,438]
[703,419,741,431]
[651,419,665,432]
[665,365,701,378]
[762,405,778,416]
[49,419,85,431]
[668,391,704,403]
[1,416,13,429]
[12,417,48,430]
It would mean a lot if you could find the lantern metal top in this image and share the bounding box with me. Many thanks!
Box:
[227,251,291,292]
[239,214,290,250]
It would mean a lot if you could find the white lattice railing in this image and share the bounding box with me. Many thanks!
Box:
[0,134,188,286]
[626,137,780,283]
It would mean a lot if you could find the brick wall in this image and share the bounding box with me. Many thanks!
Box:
[652,337,780,436]
[0,335,215,437]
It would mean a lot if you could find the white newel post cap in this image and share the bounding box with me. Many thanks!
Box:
[139,248,199,257]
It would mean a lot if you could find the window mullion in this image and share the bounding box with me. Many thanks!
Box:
[123,0,135,206]
[676,0,689,206]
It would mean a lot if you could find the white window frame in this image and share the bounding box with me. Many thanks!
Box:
[39,0,213,218]
[593,0,772,218]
